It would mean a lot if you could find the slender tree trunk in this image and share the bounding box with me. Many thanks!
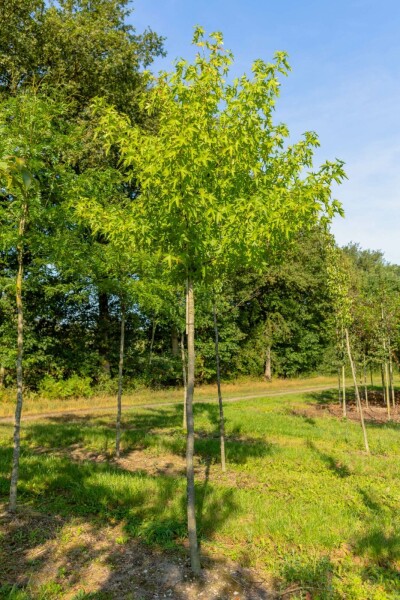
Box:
[149,319,157,365]
[381,307,391,417]
[115,303,126,458]
[384,361,390,415]
[9,202,27,513]
[345,328,370,454]
[98,291,111,377]
[381,364,390,419]
[181,332,187,430]
[172,329,179,356]
[185,277,201,575]
[363,357,369,409]
[342,364,346,417]
[388,346,395,408]
[264,346,272,382]
[212,301,226,472]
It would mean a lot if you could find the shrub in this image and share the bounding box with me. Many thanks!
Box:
[38,374,92,400]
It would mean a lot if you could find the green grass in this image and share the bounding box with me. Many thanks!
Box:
[0,374,338,417]
[1,388,400,598]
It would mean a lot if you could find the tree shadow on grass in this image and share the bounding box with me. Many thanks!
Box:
[351,488,400,593]
[305,388,351,407]
[21,402,275,469]
[287,410,317,426]
[366,419,400,432]
[1,506,273,599]
[277,554,335,599]
[306,441,351,478]
[0,442,272,599]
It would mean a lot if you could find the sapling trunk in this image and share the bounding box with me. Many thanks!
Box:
[98,292,112,377]
[115,302,126,458]
[185,277,201,575]
[385,361,390,415]
[389,348,395,408]
[345,328,370,454]
[381,364,390,419]
[181,332,187,430]
[342,364,346,417]
[149,320,157,365]
[212,300,226,472]
[264,346,272,382]
[363,357,369,408]
[9,202,27,513]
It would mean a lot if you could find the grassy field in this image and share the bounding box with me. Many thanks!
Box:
[0,375,338,417]
[1,384,400,598]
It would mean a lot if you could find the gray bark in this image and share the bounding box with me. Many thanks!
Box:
[342,364,346,417]
[212,301,226,472]
[9,202,27,512]
[363,358,369,408]
[381,364,390,419]
[345,328,370,454]
[389,347,395,408]
[115,303,126,458]
[185,277,201,575]
[181,332,187,430]
[264,346,272,382]
[384,361,390,415]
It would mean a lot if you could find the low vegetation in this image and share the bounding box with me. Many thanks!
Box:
[1,386,399,599]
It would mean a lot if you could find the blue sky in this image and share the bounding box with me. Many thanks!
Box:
[131,1,400,263]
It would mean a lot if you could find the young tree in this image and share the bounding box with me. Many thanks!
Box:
[326,243,370,453]
[91,28,345,573]
[0,92,74,511]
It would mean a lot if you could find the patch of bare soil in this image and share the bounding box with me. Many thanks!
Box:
[298,391,400,424]
[0,505,274,599]
[117,449,187,478]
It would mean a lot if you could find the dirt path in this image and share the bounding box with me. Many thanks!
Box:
[0,384,336,423]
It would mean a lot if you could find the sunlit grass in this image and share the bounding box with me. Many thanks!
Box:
[0,375,338,417]
[1,388,400,598]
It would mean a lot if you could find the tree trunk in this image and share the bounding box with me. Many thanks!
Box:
[345,328,370,454]
[181,332,187,430]
[342,364,346,417]
[98,291,111,377]
[384,361,390,415]
[389,347,395,408]
[381,364,390,419]
[264,346,272,382]
[115,303,126,458]
[185,277,201,575]
[9,202,27,513]
[149,319,157,365]
[172,329,179,356]
[212,300,226,472]
[363,358,369,409]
